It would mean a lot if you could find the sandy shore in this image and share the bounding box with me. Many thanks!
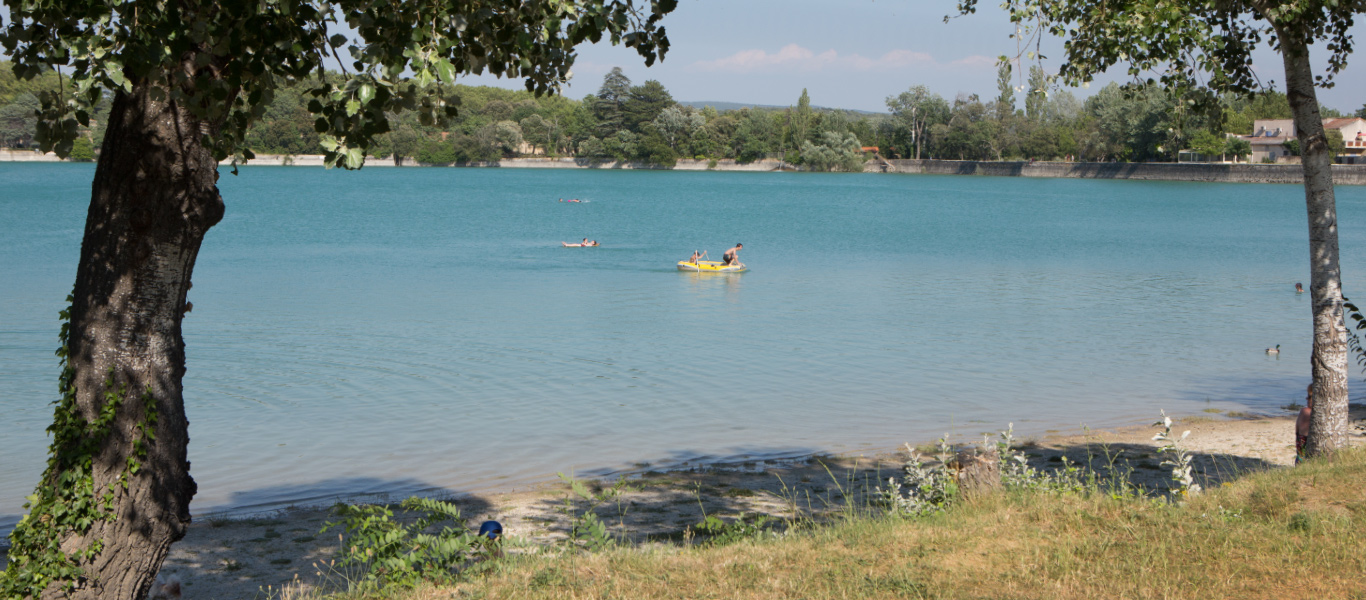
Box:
[3,405,1363,599]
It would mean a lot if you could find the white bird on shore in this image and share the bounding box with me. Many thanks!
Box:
[1266,344,1281,354]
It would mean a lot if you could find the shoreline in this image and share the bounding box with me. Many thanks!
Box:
[9,150,1366,184]
[4,405,1360,598]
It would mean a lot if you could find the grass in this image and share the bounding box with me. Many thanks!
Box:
[310,447,1366,600]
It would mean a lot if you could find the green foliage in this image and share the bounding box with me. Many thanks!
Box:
[876,438,960,517]
[994,424,1087,494]
[1153,411,1202,498]
[321,496,479,590]
[557,473,633,551]
[0,92,41,148]
[1327,129,1345,158]
[995,60,1015,115]
[1224,136,1252,160]
[1188,130,1226,160]
[415,139,458,164]
[692,513,776,546]
[956,1,1357,99]
[885,85,950,159]
[0,1,674,164]
[800,131,865,172]
[1,296,157,597]
[1342,297,1366,381]
[68,137,95,161]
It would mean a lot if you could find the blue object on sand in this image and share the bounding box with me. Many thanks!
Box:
[478,520,503,541]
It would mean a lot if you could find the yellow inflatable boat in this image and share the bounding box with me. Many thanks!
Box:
[677,260,746,273]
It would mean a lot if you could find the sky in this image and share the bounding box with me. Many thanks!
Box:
[460,0,1366,115]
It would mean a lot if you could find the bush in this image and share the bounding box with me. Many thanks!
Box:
[799,132,865,172]
[415,139,457,164]
[452,133,499,162]
[68,137,95,162]
[322,497,483,589]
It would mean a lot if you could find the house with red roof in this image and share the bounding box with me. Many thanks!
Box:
[1242,118,1366,164]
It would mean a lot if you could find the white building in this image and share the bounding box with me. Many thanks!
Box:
[1243,118,1366,163]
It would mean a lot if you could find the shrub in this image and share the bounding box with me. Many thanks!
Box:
[415,140,457,164]
[322,497,481,589]
[68,137,95,162]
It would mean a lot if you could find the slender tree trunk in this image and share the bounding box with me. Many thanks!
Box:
[45,81,223,599]
[1278,33,1351,457]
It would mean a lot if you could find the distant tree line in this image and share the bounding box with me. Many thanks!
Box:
[2,61,1359,169]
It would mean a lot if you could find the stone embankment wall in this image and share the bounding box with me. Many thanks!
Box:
[492,157,785,171]
[0,149,63,162]
[14,147,1366,184]
[872,159,1366,185]
[211,155,790,171]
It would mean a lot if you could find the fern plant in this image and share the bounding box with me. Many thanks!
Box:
[322,496,477,589]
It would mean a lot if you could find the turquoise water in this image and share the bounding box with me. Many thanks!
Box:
[2,163,1361,530]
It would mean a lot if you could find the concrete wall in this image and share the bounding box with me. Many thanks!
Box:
[871,159,1366,185]
[0,149,63,162]
[491,158,783,171]
[24,148,1356,184]
[214,155,788,171]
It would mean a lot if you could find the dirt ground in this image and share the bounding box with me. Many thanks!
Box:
[3,405,1363,600]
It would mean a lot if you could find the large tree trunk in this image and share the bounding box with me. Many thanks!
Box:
[42,82,222,599]
[1279,33,1351,457]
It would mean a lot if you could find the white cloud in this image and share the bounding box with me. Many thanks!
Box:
[688,44,981,74]
[950,55,998,68]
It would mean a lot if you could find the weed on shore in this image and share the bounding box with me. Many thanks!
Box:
[273,419,1366,600]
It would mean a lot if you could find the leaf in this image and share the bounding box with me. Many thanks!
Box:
[358,83,375,106]
[344,147,364,169]
[570,478,592,500]
[346,99,361,116]
[330,33,347,48]
[435,58,456,84]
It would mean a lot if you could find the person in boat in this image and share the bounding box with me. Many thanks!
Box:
[721,243,743,266]
[689,249,707,264]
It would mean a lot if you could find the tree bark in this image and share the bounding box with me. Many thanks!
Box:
[47,81,223,599]
[1278,33,1351,457]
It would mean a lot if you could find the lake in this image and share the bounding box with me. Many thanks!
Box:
[2,163,1360,532]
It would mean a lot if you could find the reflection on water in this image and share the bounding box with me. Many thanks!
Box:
[678,270,745,303]
[2,164,1362,529]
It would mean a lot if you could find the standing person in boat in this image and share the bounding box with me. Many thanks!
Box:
[689,249,707,264]
[722,243,743,266]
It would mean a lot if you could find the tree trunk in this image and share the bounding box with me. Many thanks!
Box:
[1279,33,1351,457]
[43,82,223,598]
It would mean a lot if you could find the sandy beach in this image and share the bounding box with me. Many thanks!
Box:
[5,404,1360,599]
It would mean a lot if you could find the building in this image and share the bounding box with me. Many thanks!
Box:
[1243,118,1366,163]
